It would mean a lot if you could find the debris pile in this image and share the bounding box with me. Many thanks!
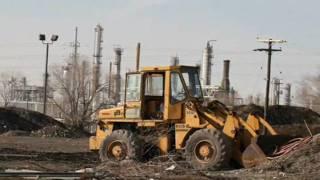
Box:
[262,134,320,175]
[0,107,81,137]
[96,158,210,179]
[227,134,320,179]
[30,125,72,138]
[202,135,320,179]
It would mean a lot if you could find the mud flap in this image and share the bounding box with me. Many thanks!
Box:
[242,142,268,168]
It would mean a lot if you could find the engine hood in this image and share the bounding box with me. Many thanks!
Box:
[98,106,124,119]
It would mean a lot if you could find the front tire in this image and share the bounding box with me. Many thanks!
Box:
[99,129,141,162]
[185,129,231,170]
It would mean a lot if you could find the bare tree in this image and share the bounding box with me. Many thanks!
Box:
[50,56,105,130]
[0,73,21,107]
[296,74,320,112]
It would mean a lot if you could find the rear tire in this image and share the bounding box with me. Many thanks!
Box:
[99,129,141,162]
[185,129,232,170]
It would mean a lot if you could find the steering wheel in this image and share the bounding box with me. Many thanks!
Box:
[174,91,185,100]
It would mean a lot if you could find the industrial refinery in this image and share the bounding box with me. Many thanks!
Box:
[0,1,319,179]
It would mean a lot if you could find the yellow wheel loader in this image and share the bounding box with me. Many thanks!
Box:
[90,65,286,170]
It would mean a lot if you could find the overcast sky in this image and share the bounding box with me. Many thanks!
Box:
[0,0,319,104]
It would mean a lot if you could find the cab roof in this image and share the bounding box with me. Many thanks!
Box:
[141,65,198,72]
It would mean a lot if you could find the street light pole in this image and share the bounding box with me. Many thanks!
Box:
[43,43,49,114]
[39,34,58,115]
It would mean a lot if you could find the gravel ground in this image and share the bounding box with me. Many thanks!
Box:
[0,134,319,179]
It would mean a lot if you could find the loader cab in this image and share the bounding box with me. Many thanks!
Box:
[124,71,165,120]
[124,66,203,120]
[142,72,165,119]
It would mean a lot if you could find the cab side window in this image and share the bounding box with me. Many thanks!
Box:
[145,74,163,96]
[126,74,141,101]
[170,72,185,103]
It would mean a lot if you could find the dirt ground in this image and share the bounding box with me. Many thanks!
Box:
[0,135,319,180]
[0,136,98,172]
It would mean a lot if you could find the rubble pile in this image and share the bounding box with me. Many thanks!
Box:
[0,107,79,137]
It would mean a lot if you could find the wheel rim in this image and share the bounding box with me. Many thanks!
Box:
[194,140,216,163]
[107,141,127,161]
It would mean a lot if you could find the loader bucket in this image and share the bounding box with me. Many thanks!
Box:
[242,142,267,168]
[241,135,294,168]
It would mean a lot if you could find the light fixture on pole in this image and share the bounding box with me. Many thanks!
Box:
[39,34,59,115]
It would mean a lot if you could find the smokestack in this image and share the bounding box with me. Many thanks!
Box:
[221,60,230,92]
[108,62,112,99]
[93,24,103,65]
[62,64,71,111]
[63,65,71,89]
[201,41,214,86]
[136,43,141,71]
[170,56,179,92]
[113,47,122,104]
[284,83,291,106]
[272,78,281,105]
[170,56,179,66]
[92,24,103,111]
[230,87,235,106]
[195,63,201,74]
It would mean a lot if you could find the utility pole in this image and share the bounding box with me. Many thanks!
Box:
[254,38,286,121]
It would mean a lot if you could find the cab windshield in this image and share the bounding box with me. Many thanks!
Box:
[181,68,203,99]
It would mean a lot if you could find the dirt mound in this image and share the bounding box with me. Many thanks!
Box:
[0,107,81,137]
[232,104,320,125]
